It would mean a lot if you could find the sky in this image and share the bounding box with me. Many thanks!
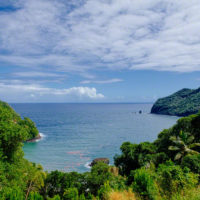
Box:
[1,0,200,103]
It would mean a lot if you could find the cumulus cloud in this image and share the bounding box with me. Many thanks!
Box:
[0,82,104,102]
[81,78,123,84]
[0,0,200,73]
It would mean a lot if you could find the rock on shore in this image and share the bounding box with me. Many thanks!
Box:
[26,134,41,142]
[90,158,109,167]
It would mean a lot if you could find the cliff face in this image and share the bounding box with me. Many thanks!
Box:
[151,88,200,116]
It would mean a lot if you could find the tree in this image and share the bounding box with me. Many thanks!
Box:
[63,188,78,200]
[181,154,200,174]
[157,161,198,198]
[114,142,157,176]
[25,164,46,200]
[43,171,86,198]
[131,168,158,200]
[19,117,39,140]
[0,107,27,162]
[86,162,112,195]
[168,131,200,162]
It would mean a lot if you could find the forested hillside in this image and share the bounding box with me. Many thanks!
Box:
[151,87,200,116]
[1,101,200,200]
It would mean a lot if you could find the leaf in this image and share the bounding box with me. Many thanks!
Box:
[174,153,182,160]
[168,146,180,151]
[187,135,195,144]
[169,136,177,142]
[189,143,200,149]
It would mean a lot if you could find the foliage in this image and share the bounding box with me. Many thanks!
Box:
[48,195,61,200]
[79,194,86,200]
[63,187,79,200]
[156,161,198,197]
[0,100,39,163]
[151,87,200,116]
[181,154,200,174]
[168,131,200,162]
[1,99,200,200]
[28,192,44,200]
[169,186,200,200]
[43,170,85,198]
[2,187,24,200]
[131,168,158,200]
[86,162,113,195]
[108,189,136,200]
[0,106,27,162]
[97,182,112,200]
[19,117,39,140]
[114,142,157,176]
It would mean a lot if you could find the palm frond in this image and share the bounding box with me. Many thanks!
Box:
[168,146,180,151]
[174,152,182,160]
[187,135,195,144]
[189,143,200,149]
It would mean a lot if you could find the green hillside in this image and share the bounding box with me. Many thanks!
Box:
[1,100,200,200]
[151,87,200,116]
[0,100,39,141]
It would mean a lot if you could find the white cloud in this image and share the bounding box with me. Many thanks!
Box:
[0,0,200,73]
[13,71,65,78]
[81,78,123,84]
[0,83,104,102]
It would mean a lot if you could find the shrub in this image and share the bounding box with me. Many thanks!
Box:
[114,142,157,176]
[3,187,24,200]
[79,194,86,200]
[63,187,78,200]
[157,161,198,197]
[131,168,158,200]
[181,154,200,174]
[86,162,112,195]
[108,189,136,200]
[28,192,44,200]
[49,195,61,200]
[19,117,39,140]
[97,182,112,200]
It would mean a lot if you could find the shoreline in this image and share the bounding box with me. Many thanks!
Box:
[26,134,41,143]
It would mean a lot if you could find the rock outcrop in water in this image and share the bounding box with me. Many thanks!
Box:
[90,158,109,167]
[151,87,200,116]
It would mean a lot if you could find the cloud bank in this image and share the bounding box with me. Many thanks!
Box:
[0,0,200,73]
[81,78,123,84]
[0,83,104,102]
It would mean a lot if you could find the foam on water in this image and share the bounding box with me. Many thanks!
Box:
[84,162,91,169]
[35,133,46,142]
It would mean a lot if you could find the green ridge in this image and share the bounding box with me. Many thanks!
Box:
[151,87,200,116]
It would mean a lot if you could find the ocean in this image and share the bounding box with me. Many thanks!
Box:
[11,103,178,172]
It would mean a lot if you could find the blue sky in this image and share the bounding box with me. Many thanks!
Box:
[0,0,200,103]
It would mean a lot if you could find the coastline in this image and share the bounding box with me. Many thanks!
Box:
[26,134,41,143]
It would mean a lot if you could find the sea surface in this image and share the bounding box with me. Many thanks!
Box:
[11,103,178,172]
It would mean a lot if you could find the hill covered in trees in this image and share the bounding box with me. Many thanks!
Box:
[1,100,200,199]
[0,100,39,141]
[151,87,200,116]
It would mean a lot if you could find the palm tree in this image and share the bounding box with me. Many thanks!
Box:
[168,130,200,162]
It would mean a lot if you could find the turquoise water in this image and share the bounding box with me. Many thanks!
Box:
[11,103,178,172]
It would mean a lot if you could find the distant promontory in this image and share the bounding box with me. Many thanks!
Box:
[151,87,200,116]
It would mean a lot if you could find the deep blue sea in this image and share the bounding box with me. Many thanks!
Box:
[11,103,178,173]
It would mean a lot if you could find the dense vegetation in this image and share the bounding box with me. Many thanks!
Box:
[151,87,200,116]
[1,100,200,199]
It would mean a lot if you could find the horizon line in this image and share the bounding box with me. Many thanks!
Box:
[9,102,154,104]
